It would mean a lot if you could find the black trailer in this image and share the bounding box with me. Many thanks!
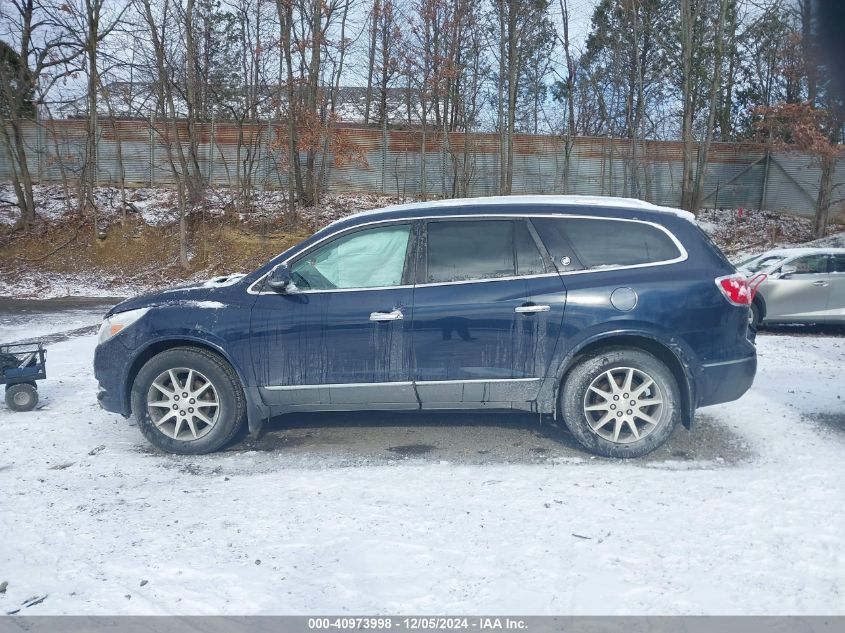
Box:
[1,342,46,411]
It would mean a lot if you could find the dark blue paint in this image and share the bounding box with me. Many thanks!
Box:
[93,201,756,434]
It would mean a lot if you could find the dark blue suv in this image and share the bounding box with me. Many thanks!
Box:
[94,196,757,457]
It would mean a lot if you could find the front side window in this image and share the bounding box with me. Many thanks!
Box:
[786,255,828,275]
[290,224,411,290]
[532,217,681,270]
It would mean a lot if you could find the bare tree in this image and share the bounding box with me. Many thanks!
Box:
[0,0,82,229]
[363,0,380,124]
[61,0,130,231]
[492,0,551,194]
[690,0,728,213]
[135,0,204,266]
[276,0,303,211]
[755,103,842,238]
[555,0,576,193]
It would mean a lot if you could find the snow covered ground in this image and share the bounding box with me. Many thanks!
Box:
[1,310,844,615]
[0,184,401,230]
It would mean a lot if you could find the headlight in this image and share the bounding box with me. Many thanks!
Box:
[97,308,150,345]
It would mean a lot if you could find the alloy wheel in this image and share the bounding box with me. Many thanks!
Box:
[582,366,664,444]
[146,367,220,441]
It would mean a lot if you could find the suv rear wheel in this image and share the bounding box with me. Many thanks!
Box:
[750,300,762,329]
[131,347,245,454]
[560,347,680,458]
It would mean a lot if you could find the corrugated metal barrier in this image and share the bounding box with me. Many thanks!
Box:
[2,119,841,217]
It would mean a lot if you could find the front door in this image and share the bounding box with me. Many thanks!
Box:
[250,222,418,410]
[764,254,831,323]
[410,217,566,407]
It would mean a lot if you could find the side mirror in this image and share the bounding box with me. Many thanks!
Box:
[777,264,798,279]
[267,263,294,292]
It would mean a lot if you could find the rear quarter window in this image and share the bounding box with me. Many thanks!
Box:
[532,217,682,270]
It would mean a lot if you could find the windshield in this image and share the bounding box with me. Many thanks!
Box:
[739,255,788,273]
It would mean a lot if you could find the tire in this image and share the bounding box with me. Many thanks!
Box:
[5,383,38,412]
[750,301,762,329]
[559,347,680,458]
[131,347,246,454]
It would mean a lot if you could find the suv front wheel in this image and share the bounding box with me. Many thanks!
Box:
[131,347,246,454]
[560,347,680,458]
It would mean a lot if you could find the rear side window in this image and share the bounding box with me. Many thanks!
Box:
[832,255,845,273]
[532,217,682,270]
[426,220,514,283]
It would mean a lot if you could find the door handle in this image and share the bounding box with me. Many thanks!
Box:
[812,280,829,286]
[514,304,551,314]
[370,309,404,322]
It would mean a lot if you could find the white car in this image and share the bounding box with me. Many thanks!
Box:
[737,247,845,327]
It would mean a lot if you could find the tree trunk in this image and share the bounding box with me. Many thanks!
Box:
[99,81,128,223]
[0,121,36,227]
[140,0,194,268]
[679,0,696,211]
[318,0,350,197]
[364,0,379,125]
[558,0,575,194]
[691,0,728,214]
[718,0,737,140]
[497,0,507,194]
[504,0,519,195]
[184,0,205,202]
[813,154,835,239]
[277,0,304,210]
[83,0,100,229]
[800,0,817,105]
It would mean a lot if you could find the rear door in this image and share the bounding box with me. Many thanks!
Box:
[410,217,566,408]
[763,254,831,323]
[827,254,845,323]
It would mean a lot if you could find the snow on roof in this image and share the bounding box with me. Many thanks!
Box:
[755,246,845,257]
[328,195,696,227]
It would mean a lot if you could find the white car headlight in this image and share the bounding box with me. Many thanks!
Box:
[97,308,150,345]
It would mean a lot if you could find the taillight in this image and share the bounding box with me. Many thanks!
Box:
[715,274,752,306]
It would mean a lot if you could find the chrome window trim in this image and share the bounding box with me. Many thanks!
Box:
[263,378,540,390]
[247,213,689,295]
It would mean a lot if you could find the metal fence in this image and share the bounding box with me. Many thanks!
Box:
[2,119,842,217]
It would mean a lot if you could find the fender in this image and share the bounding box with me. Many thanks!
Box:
[537,325,699,429]
[121,332,270,436]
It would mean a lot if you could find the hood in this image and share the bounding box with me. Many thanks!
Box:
[106,274,247,316]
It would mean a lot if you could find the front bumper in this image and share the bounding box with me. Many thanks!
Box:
[93,337,133,417]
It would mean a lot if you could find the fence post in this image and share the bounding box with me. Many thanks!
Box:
[36,108,43,184]
[263,117,271,191]
[381,122,387,194]
[149,115,155,187]
[760,150,770,210]
[208,113,215,185]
